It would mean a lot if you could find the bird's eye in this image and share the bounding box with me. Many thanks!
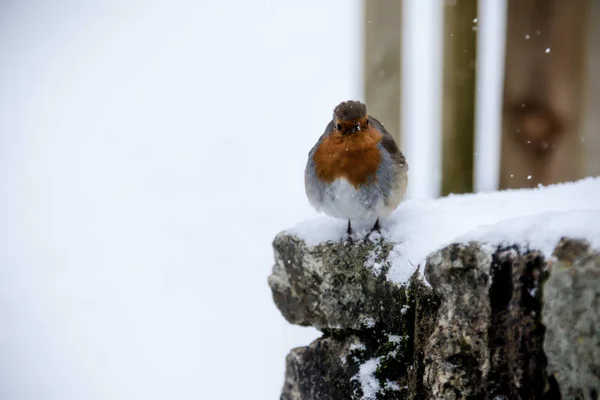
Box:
[336,123,342,131]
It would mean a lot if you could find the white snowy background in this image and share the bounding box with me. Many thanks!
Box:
[3,2,596,400]
[0,2,362,399]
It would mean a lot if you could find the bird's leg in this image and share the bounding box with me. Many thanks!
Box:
[371,218,381,233]
[344,220,354,244]
[365,218,381,241]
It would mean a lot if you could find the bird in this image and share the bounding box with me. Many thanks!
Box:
[305,100,408,237]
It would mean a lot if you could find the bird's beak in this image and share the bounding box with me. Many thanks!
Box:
[341,123,361,135]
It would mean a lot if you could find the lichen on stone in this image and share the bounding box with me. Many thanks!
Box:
[268,233,412,331]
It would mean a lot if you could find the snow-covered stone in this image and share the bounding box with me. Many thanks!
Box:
[289,177,600,284]
[268,234,414,331]
[270,177,600,399]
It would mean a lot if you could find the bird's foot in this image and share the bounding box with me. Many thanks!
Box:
[371,218,381,233]
[344,220,354,244]
[364,218,381,241]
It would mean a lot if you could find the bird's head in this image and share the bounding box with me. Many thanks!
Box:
[333,100,369,136]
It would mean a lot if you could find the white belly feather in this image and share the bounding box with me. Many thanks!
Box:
[312,178,384,221]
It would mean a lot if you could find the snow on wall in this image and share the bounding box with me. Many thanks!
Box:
[292,177,600,283]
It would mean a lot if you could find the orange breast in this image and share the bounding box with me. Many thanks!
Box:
[312,127,383,187]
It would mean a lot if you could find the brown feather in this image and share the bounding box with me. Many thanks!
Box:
[333,101,367,121]
[312,126,383,187]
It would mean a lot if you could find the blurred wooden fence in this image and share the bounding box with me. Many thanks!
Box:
[364,0,600,196]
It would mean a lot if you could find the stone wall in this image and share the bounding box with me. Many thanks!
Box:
[268,233,599,400]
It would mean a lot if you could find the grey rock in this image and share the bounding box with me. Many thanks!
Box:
[270,231,599,400]
[423,243,559,399]
[543,238,600,400]
[423,242,492,399]
[279,279,438,400]
[485,247,554,399]
[268,233,412,331]
[281,335,359,400]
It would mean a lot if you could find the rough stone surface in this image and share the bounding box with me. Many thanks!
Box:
[281,335,361,400]
[269,232,438,399]
[279,277,439,400]
[268,233,411,331]
[543,239,600,400]
[269,232,599,400]
[281,330,420,400]
[485,247,555,399]
[423,243,560,399]
[423,242,492,399]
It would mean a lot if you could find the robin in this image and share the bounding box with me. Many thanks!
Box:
[305,100,408,236]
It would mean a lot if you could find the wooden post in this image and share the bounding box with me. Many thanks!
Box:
[579,0,600,178]
[441,0,478,195]
[364,0,402,144]
[500,0,590,189]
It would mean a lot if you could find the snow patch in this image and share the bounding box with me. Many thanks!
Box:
[291,177,600,284]
[457,210,600,255]
[365,250,384,277]
[352,358,381,400]
[384,380,401,391]
[387,334,403,343]
[349,342,367,352]
[360,316,376,329]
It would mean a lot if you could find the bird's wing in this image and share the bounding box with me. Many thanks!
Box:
[369,116,408,170]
